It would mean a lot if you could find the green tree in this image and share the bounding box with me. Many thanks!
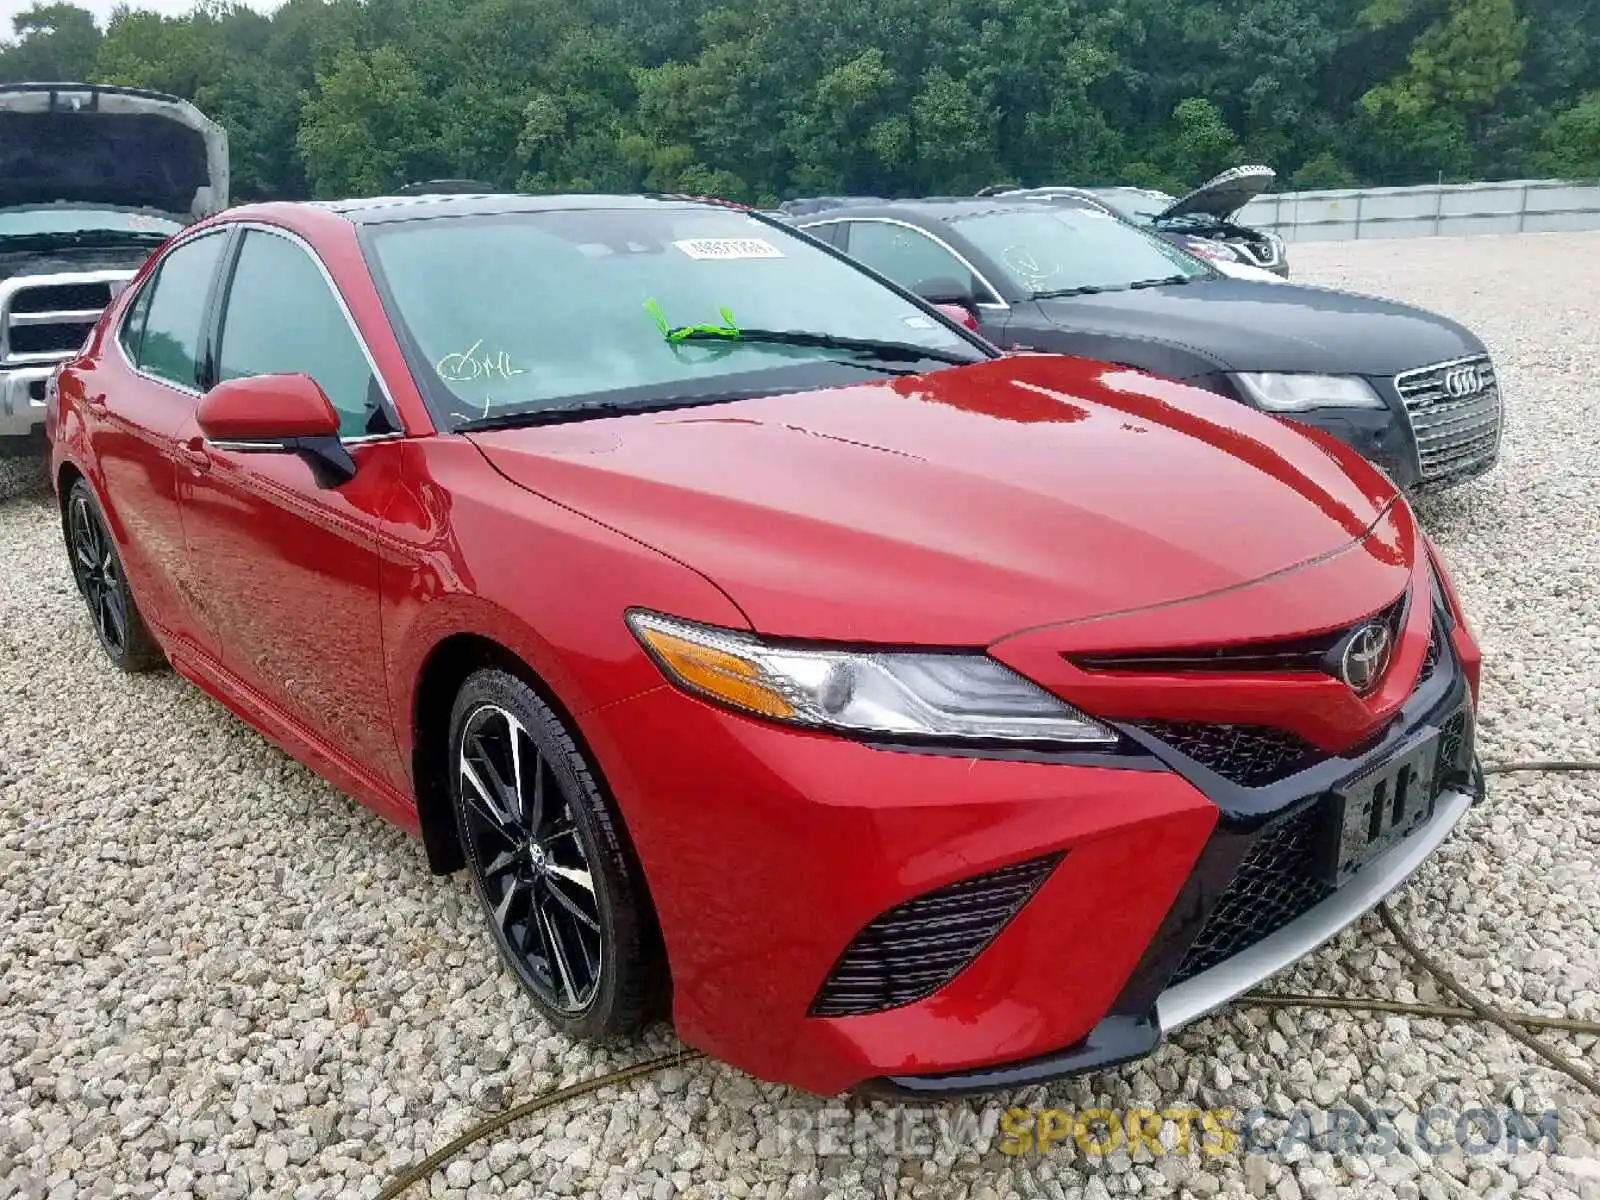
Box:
[297,45,437,197]
[1536,91,1600,177]
[0,2,101,82]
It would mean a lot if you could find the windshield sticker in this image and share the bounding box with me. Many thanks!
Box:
[436,340,527,384]
[673,238,785,261]
[903,316,935,330]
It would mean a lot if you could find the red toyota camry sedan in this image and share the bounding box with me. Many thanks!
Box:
[47,194,1483,1096]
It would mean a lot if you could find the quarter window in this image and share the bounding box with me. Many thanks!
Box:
[128,232,226,390]
[843,222,990,302]
[216,231,383,439]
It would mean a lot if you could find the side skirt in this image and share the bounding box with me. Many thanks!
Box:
[160,632,422,837]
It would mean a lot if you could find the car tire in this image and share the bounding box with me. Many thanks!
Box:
[448,667,662,1039]
[64,479,165,673]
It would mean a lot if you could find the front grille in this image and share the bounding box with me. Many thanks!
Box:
[1394,355,1502,484]
[10,281,115,313]
[1133,722,1320,787]
[1438,711,1467,776]
[1169,802,1334,985]
[810,853,1062,1017]
[7,322,91,356]
[1072,596,1405,683]
[0,279,118,367]
[1168,706,1472,989]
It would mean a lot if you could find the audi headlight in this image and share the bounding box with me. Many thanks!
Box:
[1233,373,1385,412]
[627,611,1117,746]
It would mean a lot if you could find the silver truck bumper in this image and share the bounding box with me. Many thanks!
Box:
[0,366,55,440]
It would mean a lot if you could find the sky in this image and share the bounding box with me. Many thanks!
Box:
[2,0,284,30]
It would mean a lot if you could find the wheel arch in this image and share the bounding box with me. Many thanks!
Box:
[409,630,670,996]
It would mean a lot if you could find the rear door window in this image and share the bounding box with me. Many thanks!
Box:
[129,233,227,390]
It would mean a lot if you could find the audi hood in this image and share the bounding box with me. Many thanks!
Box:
[468,356,1408,646]
[1159,165,1276,222]
[1030,277,1484,377]
[0,84,229,218]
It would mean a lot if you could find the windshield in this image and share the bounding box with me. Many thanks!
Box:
[953,207,1210,297]
[1083,189,1175,224]
[0,206,183,238]
[362,206,983,428]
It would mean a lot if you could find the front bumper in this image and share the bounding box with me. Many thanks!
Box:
[0,365,53,446]
[589,587,1479,1096]
[867,615,1478,1096]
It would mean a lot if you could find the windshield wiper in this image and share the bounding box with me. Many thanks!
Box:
[1129,275,1196,289]
[668,327,981,366]
[1031,285,1112,299]
[452,387,809,433]
[0,230,171,250]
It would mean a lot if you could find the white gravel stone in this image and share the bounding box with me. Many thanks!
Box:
[2,232,1598,1199]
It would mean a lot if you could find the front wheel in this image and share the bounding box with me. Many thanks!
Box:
[64,479,164,673]
[448,668,662,1038]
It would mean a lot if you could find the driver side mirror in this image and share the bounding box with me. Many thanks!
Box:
[196,373,357,488]
[912,277,980,330]
[934,303,979,332]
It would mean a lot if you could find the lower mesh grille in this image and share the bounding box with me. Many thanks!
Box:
[1133,722,1320,788]
[810,854,1062,1017]
[1169,803,1335,986]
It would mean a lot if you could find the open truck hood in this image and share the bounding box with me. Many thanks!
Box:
[1159,165,1275,222]
[0,83,229,220]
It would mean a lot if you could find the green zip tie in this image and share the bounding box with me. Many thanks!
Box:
[644,298,741,343]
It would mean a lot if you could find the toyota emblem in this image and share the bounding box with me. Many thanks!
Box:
[1442,364,1483,399]
[1338,622,1394,694]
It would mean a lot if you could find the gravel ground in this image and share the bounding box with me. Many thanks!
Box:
[2,231,1599,1200]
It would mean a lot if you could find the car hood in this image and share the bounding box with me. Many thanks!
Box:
[468,356,1401,646]
[0,84,228,218]
[1034,278,1482,376]
[1159,165,1276,221]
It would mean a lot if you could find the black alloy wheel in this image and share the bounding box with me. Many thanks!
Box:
[65,479,164,672]
[448,668,661,1037]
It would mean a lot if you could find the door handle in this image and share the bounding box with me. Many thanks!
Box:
[179,437,212,472]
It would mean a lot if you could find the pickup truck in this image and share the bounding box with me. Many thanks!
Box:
[0,83,228,454]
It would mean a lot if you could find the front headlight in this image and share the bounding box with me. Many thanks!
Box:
[627,611,1117,746]
[1233,373,1386,412]
[1184,238,1242,262]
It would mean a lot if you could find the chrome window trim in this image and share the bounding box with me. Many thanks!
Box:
[797,216,1011,311]
[222,222,403,441]
[205,431,405,454]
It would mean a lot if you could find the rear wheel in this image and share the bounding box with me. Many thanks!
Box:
[65,479,164,673]
[448,668,660,1038]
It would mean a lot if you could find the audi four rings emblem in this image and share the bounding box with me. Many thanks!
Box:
[1339,622,1394,694]
[1442,363,1484,398]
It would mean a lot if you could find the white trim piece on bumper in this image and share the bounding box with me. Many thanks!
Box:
[0,365,58,438]
[1156,787,1473,1032]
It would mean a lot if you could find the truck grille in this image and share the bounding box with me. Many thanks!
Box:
[810,853,1062,1017]
[0,275,127,368]
[1394,355,1502,485]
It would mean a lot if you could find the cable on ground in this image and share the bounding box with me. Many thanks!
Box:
[376,760,1600,1197]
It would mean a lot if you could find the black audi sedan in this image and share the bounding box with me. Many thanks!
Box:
[783,199,1501,492]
